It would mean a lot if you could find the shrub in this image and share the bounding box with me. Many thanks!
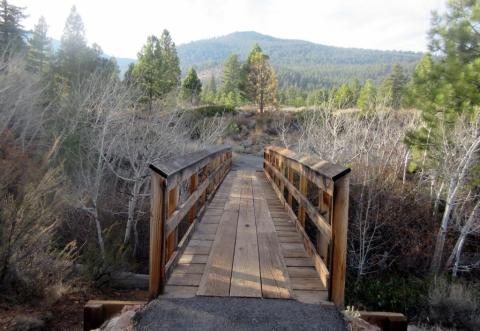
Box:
[428,278,480,330]
[194,105,235,117]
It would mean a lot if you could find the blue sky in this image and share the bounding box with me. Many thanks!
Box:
[15,0,445,58]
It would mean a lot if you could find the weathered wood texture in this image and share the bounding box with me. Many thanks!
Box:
[263,146,350,308]
[148,147,232,299]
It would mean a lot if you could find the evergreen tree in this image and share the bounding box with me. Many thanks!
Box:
[380,64,407,109]
[405,0,480,273]
[357,79,376,112]
[132,35,163,109]
[201,74,217,104]
[26,16,51,73]
[181,67,202,105]
[56,7,118,92]
[132,30,181,108]
[220,54,242,105]
[334,83,353,109]
[158,29,180,94]
[244,44,278,113]
[0,0,26,56]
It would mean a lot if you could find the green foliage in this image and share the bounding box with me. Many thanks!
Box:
[406,0,480,167]
[0,0,26,56]
[55,6,118,89]
[177,31,421,89]
[194,105,234,117]
[181,67,202,104]
[201,74,217,104]
[26,16,51,74]
[244,44,278,112]
[379,63,408,109]
[131,30,181,108]
[357,79,376,112]
[219,54,243,105]
[346,274,428,317]
[225,121,240,136]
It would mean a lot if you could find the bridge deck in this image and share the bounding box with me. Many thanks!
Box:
[161,170,328,304]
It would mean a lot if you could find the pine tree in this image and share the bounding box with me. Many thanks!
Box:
[158,29,180,95]
[26,16,51,73]
[334,84,353,109]
[181,67,202,105]
[244,44,278,113]
[201,75,217,104]
[380,64,407,109]
[0,0,26,56]
[220,54,242,104]
[132,35,163,109]
[357,79,376,112]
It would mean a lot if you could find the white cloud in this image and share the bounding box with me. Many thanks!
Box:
[13,0,445,58]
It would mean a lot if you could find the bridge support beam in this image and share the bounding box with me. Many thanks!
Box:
[329,173,349,308]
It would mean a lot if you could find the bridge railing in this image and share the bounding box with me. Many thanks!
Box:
[263,145,350,307]
[148,146,232,299]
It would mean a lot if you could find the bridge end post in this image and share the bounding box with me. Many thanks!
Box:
[149,172,166,300]
[329,173,350,308]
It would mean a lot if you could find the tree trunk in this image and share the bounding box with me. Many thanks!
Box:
[446,200,480,275]
[92,207,106,260]
[124,181,141,245]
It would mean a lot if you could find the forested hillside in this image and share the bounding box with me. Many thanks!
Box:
[177,31,422,88]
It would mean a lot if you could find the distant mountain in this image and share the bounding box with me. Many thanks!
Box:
[176,31,423,88]
[49,31,423,88]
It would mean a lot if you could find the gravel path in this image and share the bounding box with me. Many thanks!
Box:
[232,152,263,171]
[133,297,347,331]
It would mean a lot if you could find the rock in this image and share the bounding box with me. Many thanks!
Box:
[242,138,253,148]
[246,121,256,130]
[99,305,142,331]
[10,315,45,331]
[350,317,381,331]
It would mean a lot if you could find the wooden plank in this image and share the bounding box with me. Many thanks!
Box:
[230,173,261,297]
[253,173,292,299]
[265,161,332,240]
[174,264,205,274]
[277,236,303,243]
[168,273,202,286]
[197,209,239,296]
[184,245,211,255]
[291,278,326,291]
[163,285,198,298]
[196,223,218,234]
[192,233,216,241]
[284,258,314,267]
[295,290,329,304]
[188,240,212,248]
[287,267,319,278]
[178,254,209,264]
[282,249,308,258]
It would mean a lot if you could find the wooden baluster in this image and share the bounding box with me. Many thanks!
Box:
[330,173,350,308]
[317,190,330,261]
[299,175,307,227]
[166,186,178,262]
[287,167,293,207]
[149,172,166,299]
[188,173,198,224]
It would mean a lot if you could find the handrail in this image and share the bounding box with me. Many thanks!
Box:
[148,146,232,299]
[263,145,350,308]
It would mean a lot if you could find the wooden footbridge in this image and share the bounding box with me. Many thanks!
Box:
[148,145,350,307]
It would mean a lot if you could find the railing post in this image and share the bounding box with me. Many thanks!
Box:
[188,173,198,224]
[329,173,350,308]
[149,172,166,299]
[299,175,307,226]
[287,166,293,207]
[166,187,178,261]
